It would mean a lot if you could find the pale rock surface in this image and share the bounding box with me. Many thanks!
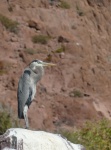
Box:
[0,128,85,150]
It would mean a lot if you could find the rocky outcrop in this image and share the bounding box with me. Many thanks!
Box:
[0,128,85,150]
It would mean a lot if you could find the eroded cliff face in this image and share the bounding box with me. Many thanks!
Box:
[0,0,111,131]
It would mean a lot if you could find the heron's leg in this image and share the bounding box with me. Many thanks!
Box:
[23,105,29,129]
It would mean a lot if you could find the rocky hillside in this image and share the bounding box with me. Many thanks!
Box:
[0,0,111,132]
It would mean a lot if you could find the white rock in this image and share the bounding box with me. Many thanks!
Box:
[0,128,85,150]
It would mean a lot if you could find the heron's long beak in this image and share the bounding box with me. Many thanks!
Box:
[42,62,56,66]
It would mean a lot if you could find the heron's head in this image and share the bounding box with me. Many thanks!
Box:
[29,59,56,76]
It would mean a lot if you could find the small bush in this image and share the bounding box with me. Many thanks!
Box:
[69,90,83,97]
[63,119,111,150]
[59,0,70,9]
[0,60,12,75]
[55,46,65,53]
[0,14,18,33]
[0,111,12,134]
[24,48,36,55]
[32,35,50,44]
[0,103,20,134]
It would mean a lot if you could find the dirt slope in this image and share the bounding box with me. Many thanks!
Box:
[0,0,111,131]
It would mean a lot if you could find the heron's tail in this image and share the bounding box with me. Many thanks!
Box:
[18,108,24,119]
[18,101,24,119]
[18,112,24,119]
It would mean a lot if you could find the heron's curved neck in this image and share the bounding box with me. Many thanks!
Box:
[29,64,44,82]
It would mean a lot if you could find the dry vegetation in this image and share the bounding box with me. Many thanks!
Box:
[0,61,12,75]
[0,14,18,33]
[32,35,50,44]
[63,119,111,150]
[0,103,20,134]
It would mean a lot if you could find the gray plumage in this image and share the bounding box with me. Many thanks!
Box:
[17,59,56,128]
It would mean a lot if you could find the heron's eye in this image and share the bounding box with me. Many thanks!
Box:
[31,60,42,64]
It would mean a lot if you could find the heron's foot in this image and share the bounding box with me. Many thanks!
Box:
[25,119,29,129]
[25,125,29,129]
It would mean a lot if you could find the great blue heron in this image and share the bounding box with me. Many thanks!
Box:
[17,59,56,129]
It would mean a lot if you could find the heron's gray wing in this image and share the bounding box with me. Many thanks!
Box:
[17,70,32,119]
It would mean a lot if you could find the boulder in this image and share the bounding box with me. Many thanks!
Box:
[0,128,85,150]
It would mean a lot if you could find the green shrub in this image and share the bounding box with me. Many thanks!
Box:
[63,119,111,150]
[59,1,70,9]
[0,103,20,134]
[55,46,65,53]
[69,90,83,97]
[0,111,12,134]
[24,48,36,55]
[0,14,18,33]
[32,35,50,44]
